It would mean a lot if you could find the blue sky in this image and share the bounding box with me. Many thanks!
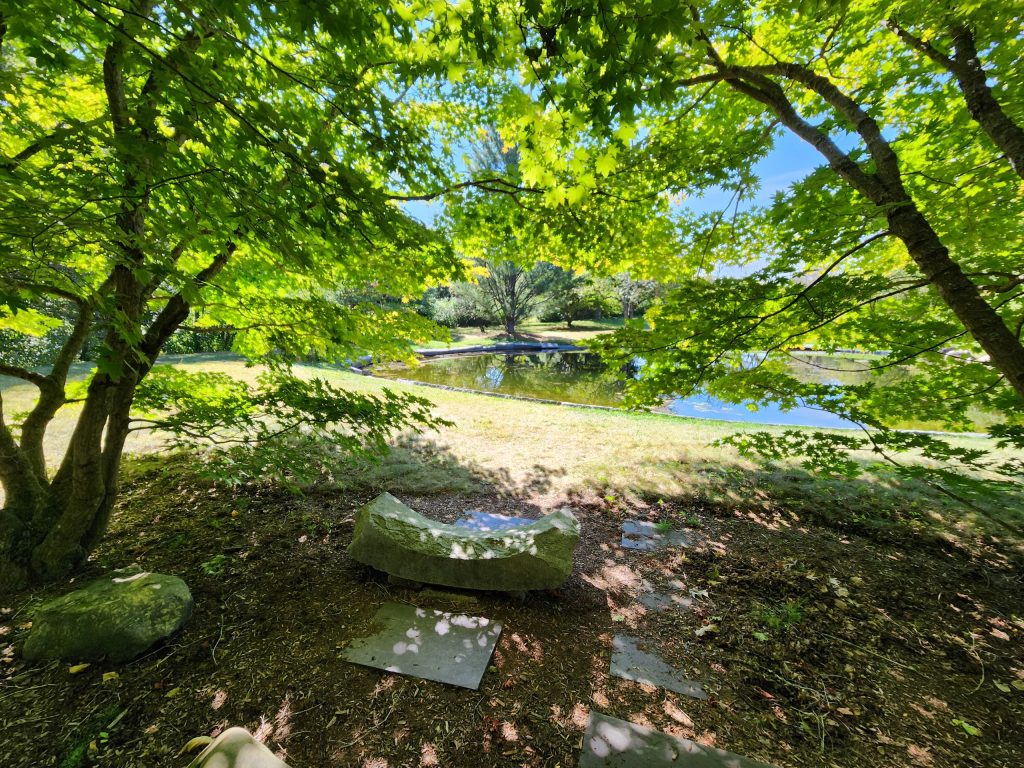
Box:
[680,131,823,215]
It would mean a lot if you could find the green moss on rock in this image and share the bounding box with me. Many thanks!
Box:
[22,569,193,663]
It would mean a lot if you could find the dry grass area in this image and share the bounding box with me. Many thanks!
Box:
[1,352,1021,549]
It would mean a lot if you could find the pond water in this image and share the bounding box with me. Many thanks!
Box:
[371,350,996,432]
[371,350,876,429]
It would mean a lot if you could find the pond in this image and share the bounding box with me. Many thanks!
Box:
[370,350,894,430]
[371,350,1006,432]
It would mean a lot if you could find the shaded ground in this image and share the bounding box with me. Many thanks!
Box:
[1,455,1021,768]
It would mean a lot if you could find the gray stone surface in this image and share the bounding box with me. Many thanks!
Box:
[621,520,692,551]
[638,591,693,613]
[187,727,290,768]
[638,578,694,613]
[348,493,579,591]
[341,602,502,689]
[610,635,706,700]
[580,712,777,767]
[23,569,192,663]
[453,510,533,531]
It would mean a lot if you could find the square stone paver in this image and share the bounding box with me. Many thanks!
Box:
[620,520,692,551]
[341,602,501,690]
[638,591,693,613]
[580,712,777,767]
[452,510,533,532]
[610,635,706,699]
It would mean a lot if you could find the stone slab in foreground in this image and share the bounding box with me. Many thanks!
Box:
[341,602,501,689]
[610,634,706,700]
[580,712,777,768]
[187,728,290,768]
[23,569,192,663]
[620,520,692,551]
[348,492,579,591]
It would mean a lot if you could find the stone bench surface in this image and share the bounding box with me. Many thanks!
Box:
[348,493,579,591]
[187,728,290,768]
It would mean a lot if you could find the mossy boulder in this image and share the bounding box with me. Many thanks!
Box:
[348,492,580,591]
[22,569,193,663]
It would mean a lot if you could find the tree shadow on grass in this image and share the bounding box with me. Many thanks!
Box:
[580,454,1024,559]
[355,433,566,501]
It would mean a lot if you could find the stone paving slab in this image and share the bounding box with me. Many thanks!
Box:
[341,602,502,690]
[610,635,706,700]
[638,591,693,613]
[187,727,290,767]
[620,520,692,551]
[453,510,534,531]
[580,712,777,767]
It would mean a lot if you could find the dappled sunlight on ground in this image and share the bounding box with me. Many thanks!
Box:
[2,364,1023,768]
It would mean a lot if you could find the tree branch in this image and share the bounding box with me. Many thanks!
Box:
[388,177,542,202]
[887,21,1024,180]
[740,62,902,190]
[1,117,107,171]
[0,364,47,387]
[684,9,888,202]
[139,239,238,369]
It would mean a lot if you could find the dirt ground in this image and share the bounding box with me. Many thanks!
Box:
[1,456,1021,768]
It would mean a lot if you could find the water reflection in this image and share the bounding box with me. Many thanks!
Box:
[371,351,978,431]
[377,352,630,407]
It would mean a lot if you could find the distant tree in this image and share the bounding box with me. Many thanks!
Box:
[613,274,658,320]
[425,286,495,331]
[545,269,616,327]
[468,260,557,336]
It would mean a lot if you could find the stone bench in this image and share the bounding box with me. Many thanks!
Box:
[348,493,579,591]
[187,728,289,767]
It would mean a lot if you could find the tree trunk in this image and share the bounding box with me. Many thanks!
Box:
[948,27,1024,180]
[719,63,1024,401]
[886,204,1024,400]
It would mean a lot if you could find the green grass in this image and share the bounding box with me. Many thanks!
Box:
[751,599,806,631]
[1,351,1021,551]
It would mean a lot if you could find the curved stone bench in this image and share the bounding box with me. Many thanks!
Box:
[348,493,580,591]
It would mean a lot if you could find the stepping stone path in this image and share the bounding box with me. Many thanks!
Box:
[187,727,290,767]
[453,510,533,531]
[340,602,502,690]
[638,577,694,614]
[338,502,773,767]
[609,634,706,700]
[638,590,693,613]
[580,712,777,767]
[620,520,692,551]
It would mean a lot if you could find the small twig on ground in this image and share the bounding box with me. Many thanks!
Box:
[212,613,225,665]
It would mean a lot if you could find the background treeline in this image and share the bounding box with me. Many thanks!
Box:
[0,264,662,369]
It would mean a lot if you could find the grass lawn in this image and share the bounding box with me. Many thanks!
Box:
[1,351,1020,546]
